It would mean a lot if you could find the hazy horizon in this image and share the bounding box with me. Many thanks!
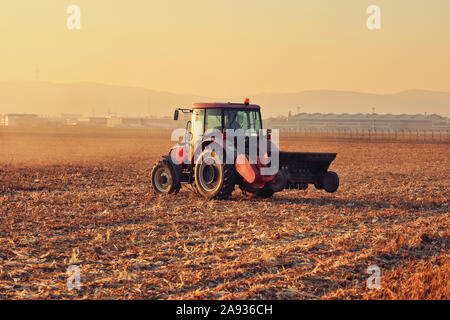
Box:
[1,80,450,118]
[4,79,450,98]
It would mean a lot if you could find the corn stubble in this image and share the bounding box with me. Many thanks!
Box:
[0,129,448,299]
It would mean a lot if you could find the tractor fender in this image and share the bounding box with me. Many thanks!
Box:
[169,142,189,165]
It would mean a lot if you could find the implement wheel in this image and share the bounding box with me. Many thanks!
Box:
[322,171,339,193]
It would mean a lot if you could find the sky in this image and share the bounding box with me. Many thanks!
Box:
[1,0,450,97]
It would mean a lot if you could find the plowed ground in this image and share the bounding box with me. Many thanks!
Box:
[0,129,448,299]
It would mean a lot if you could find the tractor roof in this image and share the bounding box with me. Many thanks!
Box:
[192,102,260,110]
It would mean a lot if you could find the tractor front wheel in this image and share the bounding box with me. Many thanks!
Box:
[151,159,180,194]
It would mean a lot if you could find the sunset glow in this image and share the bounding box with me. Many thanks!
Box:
[1,0,449,98]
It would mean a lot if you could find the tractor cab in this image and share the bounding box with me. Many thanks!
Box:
[174,101,264,162]
[175,101,262,145]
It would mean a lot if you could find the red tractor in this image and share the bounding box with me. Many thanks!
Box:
[151,101,339,200]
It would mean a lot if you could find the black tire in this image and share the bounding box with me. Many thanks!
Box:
[322,171,339,193]
[241,183,275,199]
[255,188,275,199]
[151,159,180,194]
[314,182,324,190]
[194,149,236,200]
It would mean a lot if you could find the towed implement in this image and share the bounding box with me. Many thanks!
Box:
[151,100,339,199]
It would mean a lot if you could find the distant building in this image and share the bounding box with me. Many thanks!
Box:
[0,113,41,127]
[121,117,145,128]
[143,116,179,128]
[265,113,450,132]
[61,114,82,126]
[59,115,178,128]
[105,117,147,128]
[105,116,178,128]
[89,117,109,126]
[106,117,124,128]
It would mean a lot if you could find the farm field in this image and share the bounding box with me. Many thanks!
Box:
[0,128,448,299]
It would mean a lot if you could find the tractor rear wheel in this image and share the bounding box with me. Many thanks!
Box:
[194,149,236,200]
[151,159,180,194]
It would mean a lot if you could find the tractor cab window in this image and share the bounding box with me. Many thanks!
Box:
[205,109,223,132]
[224,110,262,132]
[249,110,262,131]
[191,109,204,143]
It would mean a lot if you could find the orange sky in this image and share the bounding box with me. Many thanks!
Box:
[1,0,449,97]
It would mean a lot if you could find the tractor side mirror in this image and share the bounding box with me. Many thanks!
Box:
[174,109,179,121]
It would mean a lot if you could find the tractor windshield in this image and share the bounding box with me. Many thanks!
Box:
[205,109,223,132]
[224,109,262,131]
[198,108,262,135]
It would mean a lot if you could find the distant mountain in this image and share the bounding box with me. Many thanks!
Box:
[0,81,212,117]
[0,81,449,118]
